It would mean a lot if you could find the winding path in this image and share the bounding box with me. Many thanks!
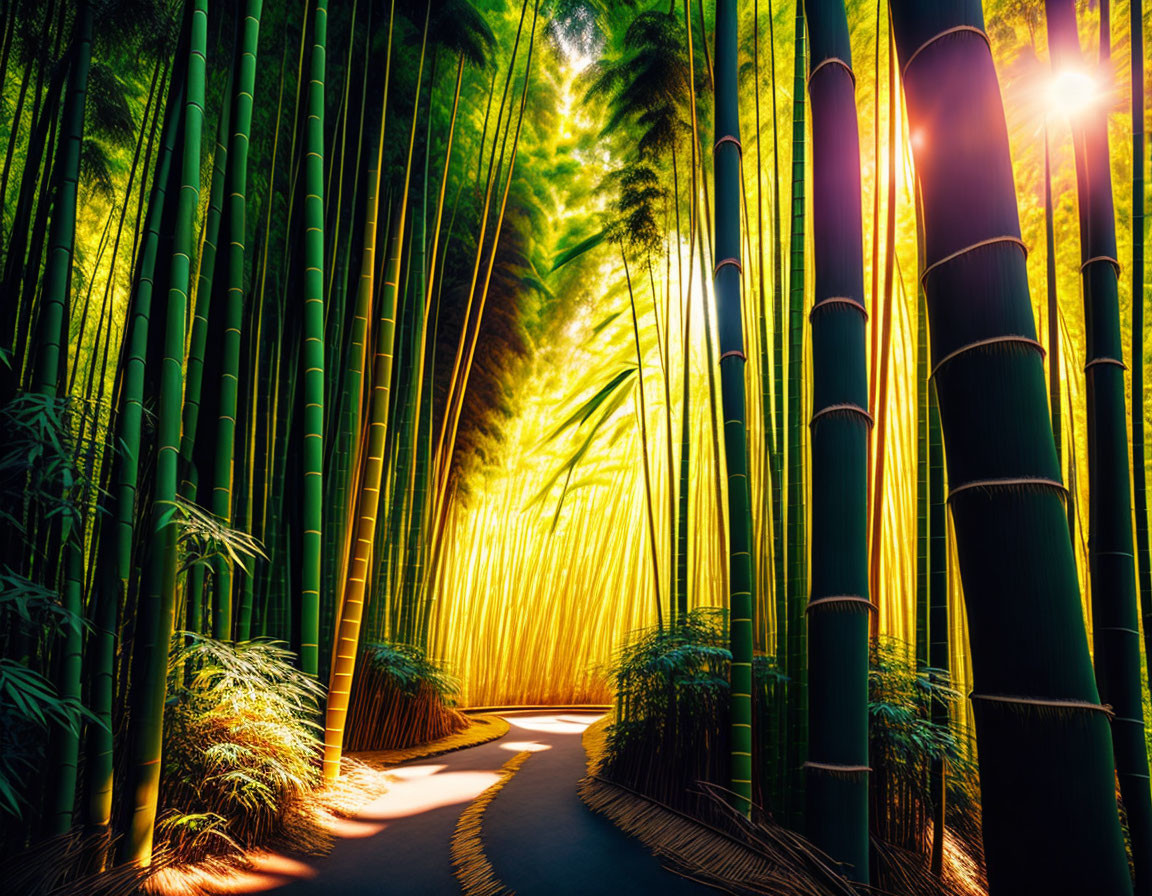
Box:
[256,712,714,895]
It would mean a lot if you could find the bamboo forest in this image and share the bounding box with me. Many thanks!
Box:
[3,0,1152,892]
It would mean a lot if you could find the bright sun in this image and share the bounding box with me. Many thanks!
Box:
[1047,67,1101,118]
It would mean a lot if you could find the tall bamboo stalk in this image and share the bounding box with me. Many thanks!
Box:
[36,0,92,835]
[714,0,753,817]
[124,0,207,864]
[323,206,400,782]
[1131,0,1152,687]
[1046,3,1152,888]
[891,2,1132,890]
[801,0,869,879]
[300,0,328,675]
[90,50,186,834]
[784,0,808,826]
[209,0,262,640]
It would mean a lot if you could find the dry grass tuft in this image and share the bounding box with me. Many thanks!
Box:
[0,829,155,896]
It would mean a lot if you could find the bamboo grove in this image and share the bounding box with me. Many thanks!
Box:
[1,0,1151,893]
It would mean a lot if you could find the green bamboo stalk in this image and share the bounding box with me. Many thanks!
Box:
[180,64,232,495]
[714,0,753,817]
[123,0,207,864]
[784,0,808,827]
[1131,0,1152,697]
[891,2,1132,889]
[89,53,185,834]
[210,0,262,640]
[300,0,328,675]
[765,0,788,811]
[927,381,947,877]
[32,0,89,396]
[624,247,664,632]
[36,0,91,835]
[678,1,699,626]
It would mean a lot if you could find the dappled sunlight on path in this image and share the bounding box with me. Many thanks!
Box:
[352,764,502,820]
[162,712,713,895]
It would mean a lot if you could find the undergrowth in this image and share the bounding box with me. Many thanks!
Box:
[158,635,324,863]
[600,618,987,893]
[345,641,468,751]
[600,609,736,813]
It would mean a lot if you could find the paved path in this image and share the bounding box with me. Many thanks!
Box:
[247,711,714,895]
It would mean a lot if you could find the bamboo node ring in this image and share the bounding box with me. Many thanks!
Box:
[901,25,991,80]
[1084,357,1127,372]
[947,476,1066,503]
[714,257,742,276]
[803,761,872,773]
[805,595,877,614]
[969,693,1113,717]
[1080,254,1121,275]
[719,349,747,362]
[931,334,1044,379]
[809,297,867,321]
[809,403,874,429]
[921,235,1027,286]
[713,135,742,155]
[807,56,855,88]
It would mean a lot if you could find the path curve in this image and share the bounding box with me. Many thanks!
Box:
[265,711,715,895]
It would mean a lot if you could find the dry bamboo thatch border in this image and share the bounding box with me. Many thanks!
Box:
[580,718,985,896]
[353,713,510,768]
[451,750,532,896]
[580,715,792,894]
[578,776,780,892]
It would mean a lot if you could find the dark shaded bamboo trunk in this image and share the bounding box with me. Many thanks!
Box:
[1045,3,1152,889]
[890,2,1132,892]
[801,0,870,881]
[1131,0,1152,714]
[714,0,753,817]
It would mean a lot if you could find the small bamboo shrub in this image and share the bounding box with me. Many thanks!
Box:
[601,609,736,812]
[159,636,324,862]
[869,638,971,856]
[345,641,468,752]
